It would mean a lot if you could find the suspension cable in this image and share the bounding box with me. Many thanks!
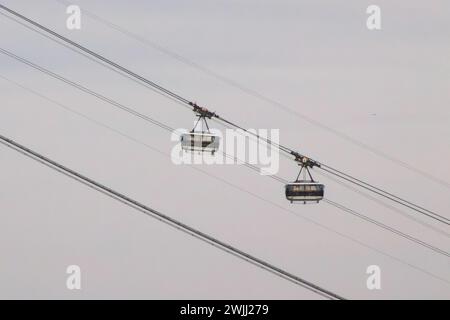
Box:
[2,73,449,283]
[1,47,448,257]
[1,4,447,227]
[0,133,344,300]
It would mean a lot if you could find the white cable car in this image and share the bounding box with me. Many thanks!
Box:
[180,105,220,155]
[181,132,220,154]
[285,155,324,204]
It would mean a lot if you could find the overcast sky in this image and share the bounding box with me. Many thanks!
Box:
[0,0,449,299]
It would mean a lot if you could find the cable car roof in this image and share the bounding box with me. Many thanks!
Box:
[286,181,324,186]
[182,132,219,137]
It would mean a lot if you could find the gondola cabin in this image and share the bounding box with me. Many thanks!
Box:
[285,181,324,203]
[180,132,220,155]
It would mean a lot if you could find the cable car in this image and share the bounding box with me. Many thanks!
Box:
[181,132,220,154]
[180,104,220,155]
[285,181,324,203]
[285,155,324,204]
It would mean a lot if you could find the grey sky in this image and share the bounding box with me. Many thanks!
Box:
[0,0,449,299]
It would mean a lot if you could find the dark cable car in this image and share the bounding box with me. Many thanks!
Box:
[180,104,220,155]
[285,155,324,204]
